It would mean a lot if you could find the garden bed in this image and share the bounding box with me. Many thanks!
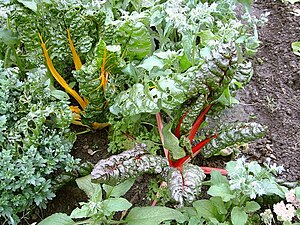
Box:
[1,0,299,224]
[31,0,300,222]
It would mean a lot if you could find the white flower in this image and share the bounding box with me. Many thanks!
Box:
[273,201,295,222]
[260,209,274,225]
[285,189,300,208]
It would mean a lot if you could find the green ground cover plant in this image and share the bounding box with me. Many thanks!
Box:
[0,62,79,224]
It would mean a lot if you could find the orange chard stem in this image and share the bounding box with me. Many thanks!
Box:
[38,33,87,110]
[67,28,82,70]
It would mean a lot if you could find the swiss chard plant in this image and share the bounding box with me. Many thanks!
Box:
[89,0,266,205]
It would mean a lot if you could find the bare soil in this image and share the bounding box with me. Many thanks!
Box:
[20,0,300,223]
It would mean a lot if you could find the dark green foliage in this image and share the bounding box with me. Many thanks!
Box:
[167,164,206,204]
[201,122,266,158]
[92,144,168,185]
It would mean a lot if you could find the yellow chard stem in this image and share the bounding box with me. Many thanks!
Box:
[38,33,87,110]
[67,28,82,70]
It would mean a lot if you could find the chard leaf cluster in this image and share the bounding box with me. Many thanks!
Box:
[0,61,79,224]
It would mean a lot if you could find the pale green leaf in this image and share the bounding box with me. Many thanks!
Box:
[295,187,300,201]
[231,207,248,225]
[126,206,185,225]
[193,200,219,220]
[103,198,132,213]
[70,205,90,219]
[209,170,228,185]
[75,175,99,198]
[162,123,186,160]
[17,0,37,12]
[244,201,260,213]
[292,41,300,56]
[38,213,75,225]
[207,184,235,202]
[103,178,135,198]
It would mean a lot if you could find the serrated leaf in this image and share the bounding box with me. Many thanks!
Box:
[231,207,248,225]
[38,213,75,225]
[103,178,135,198]
[244,201,260,213]
[126,206,185,225]
[162,123,186,160]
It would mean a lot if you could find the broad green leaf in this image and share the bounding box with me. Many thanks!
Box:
[295,187,300,201]
[0,29,19,47]
[126,206,185,225]
[260,181,287,198]
[210,170,228,185]
[284,0,300,3]
[70,205,90,219]
[292,41,300,56]
[199,30,215,46]
[17,0,37,12]
[244,201,260,213]
[103,198,132,213]
[51,90,70,101]
[211,197,227,215]
[193,200,219,220]
[247,161,261,175]
[103,178,135,198]
[207,184,235,202]
[75,175,99,198]
[138,56,164,71]
[231,207,248,225]
[217,86,239,106]
[39,213,75,225]
[295,208,300,219]
[117,21,152,60]
[162,123,186,160]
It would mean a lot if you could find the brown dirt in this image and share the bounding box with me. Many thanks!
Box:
[19,0,300,223]
[241,0,300,182]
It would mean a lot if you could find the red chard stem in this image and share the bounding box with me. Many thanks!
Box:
[188,104,213,142]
